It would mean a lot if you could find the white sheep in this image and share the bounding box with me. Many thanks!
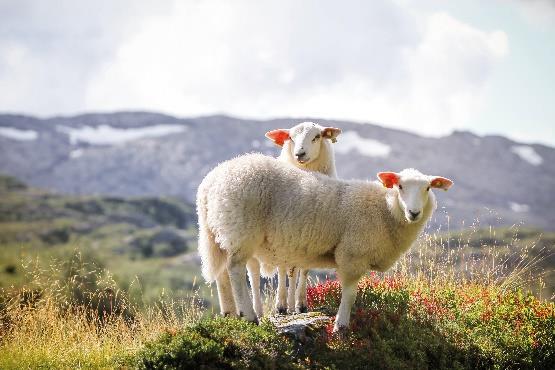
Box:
[197,154,452,331]
[218,121,341,318]
[257,121,341,315]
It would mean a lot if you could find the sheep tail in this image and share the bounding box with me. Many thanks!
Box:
[197,192,227,283]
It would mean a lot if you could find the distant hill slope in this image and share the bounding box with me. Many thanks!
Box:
[0,112,553,230]
[0,174,207,305]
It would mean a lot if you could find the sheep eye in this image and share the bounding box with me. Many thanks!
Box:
[426,186,430,191]
[312,135,321,142]
[398,185,403,190]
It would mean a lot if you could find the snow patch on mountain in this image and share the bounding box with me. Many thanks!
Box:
[69,149,84,159]
[0,127,38,141]
[335,131,391,158]
[511,145,543,166]
[509,202,530,213]
[57,124,186,145]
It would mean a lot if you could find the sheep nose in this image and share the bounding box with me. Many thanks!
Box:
[409,210,420,219]
[295,151,306,159]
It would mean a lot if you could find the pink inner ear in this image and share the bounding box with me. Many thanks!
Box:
[265,130,290,147]
[322,127,342,138]
[430,177,453,190]
[377,172,399,188]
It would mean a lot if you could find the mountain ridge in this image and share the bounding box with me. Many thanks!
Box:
[1,112,553,230]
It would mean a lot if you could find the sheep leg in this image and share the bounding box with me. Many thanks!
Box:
[295,269,309,313]
[287,267,298,313]
[275,266,288,314]
[215,269,236,316]
[227,258,258,323]
[333,273,360,332]
[247,258,263,318]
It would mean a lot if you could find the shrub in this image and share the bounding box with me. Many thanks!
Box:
[135,317,300,369]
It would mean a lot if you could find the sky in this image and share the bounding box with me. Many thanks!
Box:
[0,0,554,146]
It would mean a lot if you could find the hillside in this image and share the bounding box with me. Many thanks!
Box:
[0,176,554,368]
[0,175,211,307]
[1,112,554,231]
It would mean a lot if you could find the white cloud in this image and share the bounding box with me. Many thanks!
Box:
[1,1,509,140]
[508,0,555,27]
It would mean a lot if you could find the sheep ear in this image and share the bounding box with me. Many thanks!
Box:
[265,129,290,147]
[429,176,453,191]
[322,127,342,143]
[377,172,399,188]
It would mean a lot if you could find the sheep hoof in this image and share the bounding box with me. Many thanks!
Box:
[331,325,349,339]
[222,312,232,317]
[238,311,259,324]
[296,305,308,313]
[276,306,287,315]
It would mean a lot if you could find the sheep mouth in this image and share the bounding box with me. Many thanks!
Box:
[296,157,310,164]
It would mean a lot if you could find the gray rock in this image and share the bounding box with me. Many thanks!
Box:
[269,312,332,344]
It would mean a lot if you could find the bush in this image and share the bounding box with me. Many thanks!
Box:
[39,226,71,244]
[135,317,299,369]
[131,229,189,258]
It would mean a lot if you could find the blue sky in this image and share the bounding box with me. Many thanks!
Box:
[0,0,553,146]
[422,0,555,145]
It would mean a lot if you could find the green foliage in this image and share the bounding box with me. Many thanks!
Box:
[130,228,189,258]
[135,317,299,369]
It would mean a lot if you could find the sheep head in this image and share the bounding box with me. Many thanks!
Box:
[266,122,341,165]
[378,169,453,223]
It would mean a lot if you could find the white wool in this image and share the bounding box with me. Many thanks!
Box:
[197,154,448,330]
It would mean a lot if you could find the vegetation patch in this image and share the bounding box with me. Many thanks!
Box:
[134,317,299,369]
[305,275,555,369]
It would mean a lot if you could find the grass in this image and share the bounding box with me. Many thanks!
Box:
[0,256,204,369]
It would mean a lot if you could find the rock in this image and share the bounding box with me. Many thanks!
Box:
[269,312,332,344]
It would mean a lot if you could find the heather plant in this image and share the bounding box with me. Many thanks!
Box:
[306,274,555,369]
